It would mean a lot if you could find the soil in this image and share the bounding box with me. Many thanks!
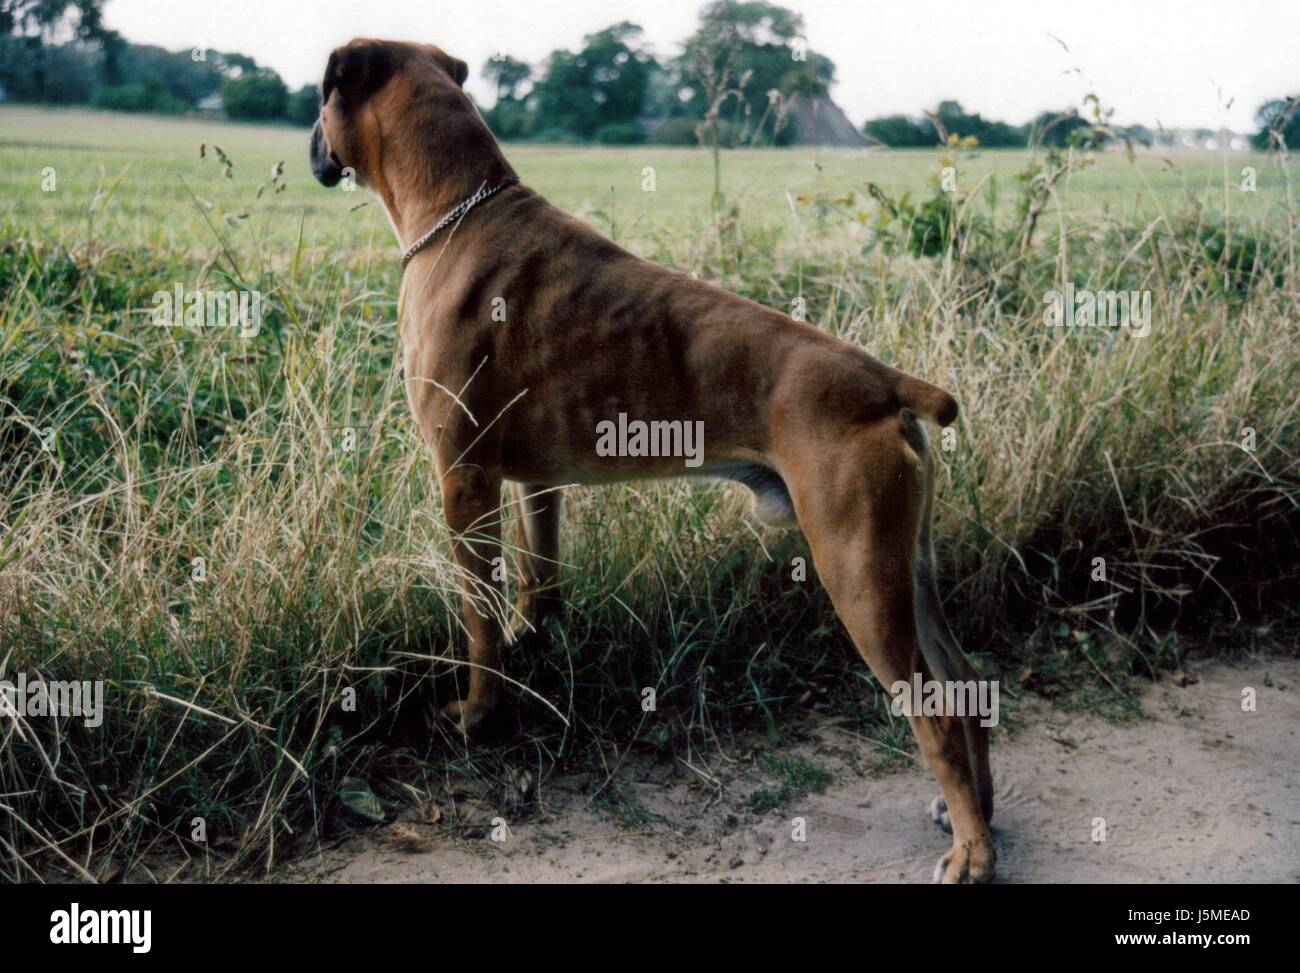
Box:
[276,657,1299,884]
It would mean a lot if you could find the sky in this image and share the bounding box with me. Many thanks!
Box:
[102,0,1299,132]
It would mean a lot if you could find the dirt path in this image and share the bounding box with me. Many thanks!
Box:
[286,658,1300,883]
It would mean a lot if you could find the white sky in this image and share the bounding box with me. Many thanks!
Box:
[103,0,1299,131]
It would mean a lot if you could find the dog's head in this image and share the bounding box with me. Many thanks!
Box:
[310,38,470,190]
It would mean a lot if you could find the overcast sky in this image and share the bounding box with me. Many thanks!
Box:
[103,0,1298,131]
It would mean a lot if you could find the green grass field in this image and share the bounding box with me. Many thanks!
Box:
[1,106,1296,879]
[2,105,1291,247]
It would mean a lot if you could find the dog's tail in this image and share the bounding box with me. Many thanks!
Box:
[897,375,958,427]
[895,408,961,685]
[900,405,995,823]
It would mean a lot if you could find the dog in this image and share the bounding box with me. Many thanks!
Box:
[310,38,996,883]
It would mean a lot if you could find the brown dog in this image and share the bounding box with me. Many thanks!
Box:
[310,38,996,883]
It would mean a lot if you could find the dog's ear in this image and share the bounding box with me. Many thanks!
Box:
[323,41,398,106]
[434,51,469,88]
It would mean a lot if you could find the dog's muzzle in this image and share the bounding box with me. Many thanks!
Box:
[310,119,344,187]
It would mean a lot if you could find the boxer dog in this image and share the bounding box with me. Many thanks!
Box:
[310,38,996,883]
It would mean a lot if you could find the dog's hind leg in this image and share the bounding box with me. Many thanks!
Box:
[779,412,995,883]
[912,435,994,829]
[509,482,563,635]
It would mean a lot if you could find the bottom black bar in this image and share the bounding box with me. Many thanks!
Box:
[0,882,1280,958]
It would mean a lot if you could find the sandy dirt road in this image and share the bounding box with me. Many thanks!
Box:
[285,657,1299,884]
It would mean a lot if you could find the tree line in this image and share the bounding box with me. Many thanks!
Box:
[0,0,319,122]
[480,4,834,145]
[1,0,1296,149]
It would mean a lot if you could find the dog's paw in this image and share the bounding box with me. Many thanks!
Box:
[442,698,510,743]
[928,795,952,834]
[931,835,996,884]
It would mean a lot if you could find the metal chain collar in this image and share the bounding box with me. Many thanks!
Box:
[400,178,518,269]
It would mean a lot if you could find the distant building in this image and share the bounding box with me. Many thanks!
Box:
[197,94,224,115]
[783,93,868,148]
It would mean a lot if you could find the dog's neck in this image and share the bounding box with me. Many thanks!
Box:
[373,101,518,253]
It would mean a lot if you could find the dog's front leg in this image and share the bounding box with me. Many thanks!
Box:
[439,462,509,741]
[509,482,562,636]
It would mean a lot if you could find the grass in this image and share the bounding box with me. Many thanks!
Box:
[747,753,836,814]
[589,784,668,832]
[0,106,1297,881]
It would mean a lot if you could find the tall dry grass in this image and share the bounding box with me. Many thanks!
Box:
[0,134,1296,880]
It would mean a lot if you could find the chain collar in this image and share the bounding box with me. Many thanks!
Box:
[400,178,518,269]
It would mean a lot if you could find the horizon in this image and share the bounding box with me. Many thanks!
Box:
[97,0,1298,134]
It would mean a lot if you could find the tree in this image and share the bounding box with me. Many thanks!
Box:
[533,22,653,138]
[1028,108,1091,147]
[221,69,288,120]
[481,55,533,139]
[676,0,835,126]
[483,96,532,140]
[1252,97,1300,151]
[928,100,1024,147]
[0,0,106,40]
[0,33,97,101]
[482,54,531,102]
[92,80,187,114]
[110,43,225,104]
[863,114,933,147]
[0,0,114,101]
[286,84,320,126]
